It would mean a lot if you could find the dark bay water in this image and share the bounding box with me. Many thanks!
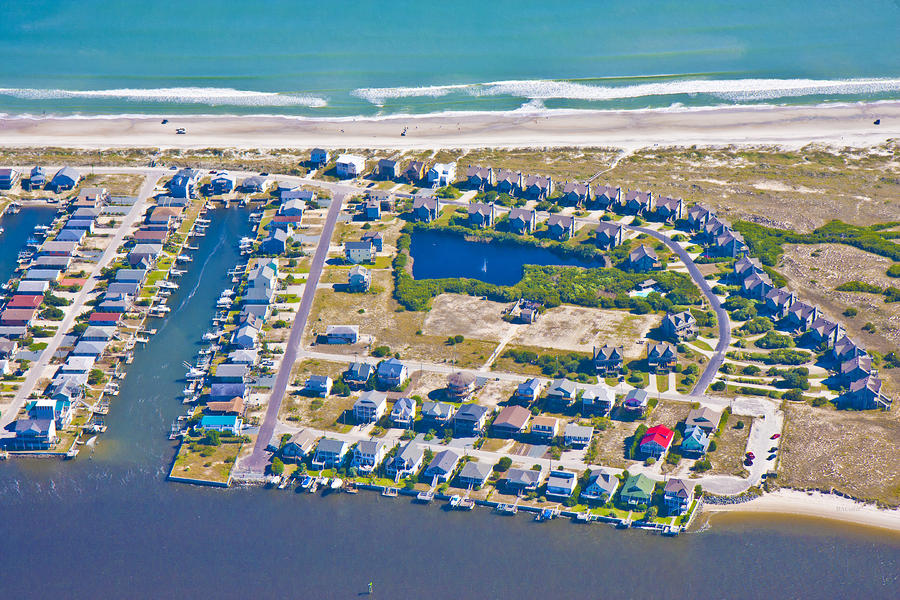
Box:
[410,229,599,286]
[0,206,57,285]
[0,209,898,598]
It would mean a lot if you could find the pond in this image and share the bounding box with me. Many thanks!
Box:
[409,230,601,286]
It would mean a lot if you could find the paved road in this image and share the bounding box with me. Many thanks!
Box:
[242,193,344,472]
[628,225,731,396]
[1,173,159,435]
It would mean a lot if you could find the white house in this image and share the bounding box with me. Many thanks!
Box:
[427,162,457,187]
[335,154,367,179]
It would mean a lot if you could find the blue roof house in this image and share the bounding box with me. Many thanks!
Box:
[200,414,242,435]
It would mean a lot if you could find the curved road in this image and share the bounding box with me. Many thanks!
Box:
[242,193,344,472]
[627,225,731,396]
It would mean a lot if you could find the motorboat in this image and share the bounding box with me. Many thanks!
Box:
[176,254,192,263]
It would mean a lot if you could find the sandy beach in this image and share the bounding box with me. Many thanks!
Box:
[1,102,898,151]
[703,489,900,534]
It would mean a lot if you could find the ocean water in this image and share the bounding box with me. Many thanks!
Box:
[1,1,899,118]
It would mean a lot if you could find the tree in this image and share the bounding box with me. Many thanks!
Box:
[647,506,658,519]
[270,457,284,476]
[88,368,106,385]
[202,429,221,446]
[372,345,391,357]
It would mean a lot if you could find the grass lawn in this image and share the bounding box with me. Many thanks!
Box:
[170,438,243,484]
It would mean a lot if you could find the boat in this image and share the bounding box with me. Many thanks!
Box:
[381,487,399,497]
[535,506,560,522]
[330,478,343,490]
[195,218,211,225]
[299,475,313,490]
[496,502,518,515]
[184,367,206,380]
[170,268,186,276]
[216,296,233,308]
[158,281,178,290]
[448,494,461,508]
[202,330,222,341]
[157,289,172,297]
[176,254,193,263]
[344,481,358,494]
[416,490,434,503]
[457,497,476,510]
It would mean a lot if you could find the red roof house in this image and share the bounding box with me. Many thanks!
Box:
[639,424,675,458]
[0,308,38,326]
[7,295,43,309]
[89,312,121,326]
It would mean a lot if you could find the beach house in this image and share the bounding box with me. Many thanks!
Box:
[592,184,620,209]
[335,154,366,178]
[661,311,698,341]
[0,168,19,190]
[424,450,460,482]
[580,469,619,502]
[412,197,441,222]
[427,163,456,186]
[495,170,522,196]
[447,371,477,400]
[167,168,200,198]
[200,414,242,435]
[386,441,425,479]
[546,214,575,240]
[324,325,359,344]
[312,438,349,468]
[628,245,660,271]
[348,265,371,292]
[390,396,416,428]
[453,404,490,436]
[376,357,408,388]
[560,181,591,206]
[545,470,578,498]
[564,423,593,448]
[281,429,319,461]
[647,342,677,372]
[467,202,495,228]
[48,167,80,191]
[344,361,374,388]
[210,171,236,194]
[377,158,400,180]
[623,190,652,214]
[344,240,375,264]
[304,375,333,397]
[663,478,694,515]
[594,222,624,249]
[491,405,531,437]
[593,344,624,375]
[352,440,388,473]
[514,378,542,404]
[466,166,494,190]
[353,391,387,423]
[403,161,426,183]
[530,416,558,442]
[523,174,553,200]
[653,196,683,221]
[504,468,543,493]
[620,473,654,507]
[508,208,536,234]
[457,461,492,488]
[421,401,455,426]
[640,424,675,458]
[310,148,329,167]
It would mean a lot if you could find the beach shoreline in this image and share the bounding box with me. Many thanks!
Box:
[702,489,900,534]
[0,101,898,151]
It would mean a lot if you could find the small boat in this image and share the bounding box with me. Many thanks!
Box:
[185,367,206,380]
[202,330,222,341]
[196,218,211,225]
[416,490,434,503]
[457,497,475,510]
[216,296,233,308]
[170,268,186,276]
[382,487,399,497]
[535,507,559,522]
[158,281,178,290]
[496,503,518,515]
[300,475,313,490]
[330,478,343,490]
[448,494,461,508]
[176,254,192,263]
[344,481,358,494]
[157,289,172,297]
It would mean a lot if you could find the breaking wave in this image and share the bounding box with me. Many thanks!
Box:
[352,77,900,105]
[0,86,328,108]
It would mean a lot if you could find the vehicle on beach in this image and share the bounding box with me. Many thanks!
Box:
[161,119,168,124]
[771,433,781,439]
[176,128,186,134]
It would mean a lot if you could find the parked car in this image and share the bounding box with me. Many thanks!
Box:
[746,451,755,460]
[771,433,781,439]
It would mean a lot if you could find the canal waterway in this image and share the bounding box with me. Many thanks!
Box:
[0,205,57,287]
[410,229,600,286]
[0,209,898,598]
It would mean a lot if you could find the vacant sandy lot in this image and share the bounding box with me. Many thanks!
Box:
[778,402,900,506]
[608,144,900,232]
[778,243,899,391]
[423,294,515,343]
[512,306,657,357]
